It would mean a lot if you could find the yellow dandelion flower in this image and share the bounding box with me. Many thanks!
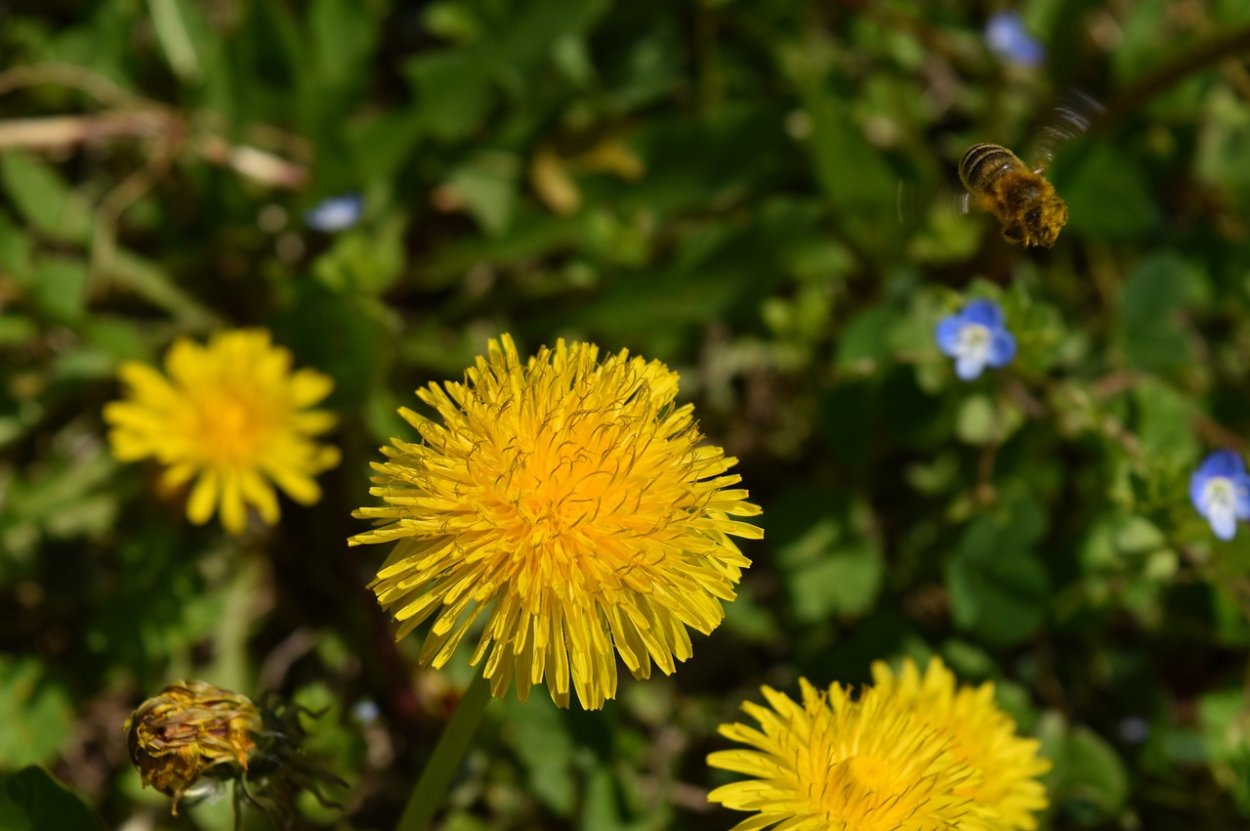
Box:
[871,657,1051,830]
[349,333,763,709]
[708,679,973,831]
[104,329,340,534]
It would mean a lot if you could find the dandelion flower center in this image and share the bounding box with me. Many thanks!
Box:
[196,392,273,464]
[350,334,763,709]
[833,754,894,798]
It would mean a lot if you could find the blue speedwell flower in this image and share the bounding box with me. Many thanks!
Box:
[984,11,1045,68]
[935,298,1016,381]
[304,194,363,232]
[1190,450,1250,541]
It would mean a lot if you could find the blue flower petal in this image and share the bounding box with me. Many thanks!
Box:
[956,352,987,381]
[987,328,1016,367]
[1210,505,1238,541]
[305,193,363,233]
[1236,476,1250,520]
[985,11,1045,68]
[935,315,964,356]
[961,298,1003,328]
[1191,469,1211,513]
[1199,450,1246,480]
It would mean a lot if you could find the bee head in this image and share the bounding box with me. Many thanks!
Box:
[1016,195,1068,247]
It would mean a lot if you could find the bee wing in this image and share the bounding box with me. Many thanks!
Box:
[1028,90,1104,172]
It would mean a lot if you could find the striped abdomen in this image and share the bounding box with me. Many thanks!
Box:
[958,143,1027,194]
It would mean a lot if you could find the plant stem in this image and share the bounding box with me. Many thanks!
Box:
[213,549,262,694]
[394,673,492,831]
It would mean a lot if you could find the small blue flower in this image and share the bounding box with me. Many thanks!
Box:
[1190,450,1250,541]
[351,699,380,724]
[304,193,363,233]
[984,11,1045,68]
[935,298,1016,381]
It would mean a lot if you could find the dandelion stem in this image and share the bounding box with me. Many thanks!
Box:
[394,673,492,831]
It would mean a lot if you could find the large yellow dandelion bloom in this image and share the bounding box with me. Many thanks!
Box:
[708,679,973,831]
[871,657,1051,830]
[104,330,340,534]
[349,334,762,709]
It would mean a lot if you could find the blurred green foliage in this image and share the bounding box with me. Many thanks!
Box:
[4,0,1250,828]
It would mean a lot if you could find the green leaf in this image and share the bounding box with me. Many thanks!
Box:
[0,212,33,278]
[0,659,72,769]
[309,0,379,93]
[405,50,495,141]
[1131,380,1198,463]
[790,39,898,257]
[445,152,520,236]
[836,306,894,369]
[788,541,883,622]
[1115,253,1200,374]
[313,215,407,295]
[0,314,38,346]
[0,153,93,244]
[0,767,104,831]
[1199,688,1245,764]
[1039,713,1130,824]
[148,0,202,82]
[580,766,640,831]
[503,695,576,815]
[347,110,425,184]
[946,496,1050,646]
[955,394,997,446]
[947,548,1049,646]
[1056,142,1159,240]
[31,255,88,322]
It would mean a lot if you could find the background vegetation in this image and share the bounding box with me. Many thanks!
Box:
[4,0,1250,828]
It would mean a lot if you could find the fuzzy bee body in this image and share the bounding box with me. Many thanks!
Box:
[957,142,1068,248]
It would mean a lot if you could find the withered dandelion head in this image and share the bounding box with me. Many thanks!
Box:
[349,334,763,709]
[871,657,1051,830]
[125,681,261,813]
[126,681,346,823]
[708,680,973,831]
[104,329,340,534]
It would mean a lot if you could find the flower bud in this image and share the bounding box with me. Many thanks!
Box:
[125,680,262,813]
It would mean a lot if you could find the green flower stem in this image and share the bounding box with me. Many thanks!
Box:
[394,673,492,831]
[212,549,262,693]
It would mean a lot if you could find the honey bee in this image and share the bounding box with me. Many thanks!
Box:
[956,94,1101,248]
[957,143,1067,248]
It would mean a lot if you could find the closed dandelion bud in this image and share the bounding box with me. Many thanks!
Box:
[125,680,347,825]
[125,681,262,813]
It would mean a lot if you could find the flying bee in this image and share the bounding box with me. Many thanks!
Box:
[954,93,1102,248]
[958,143,1067,247]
